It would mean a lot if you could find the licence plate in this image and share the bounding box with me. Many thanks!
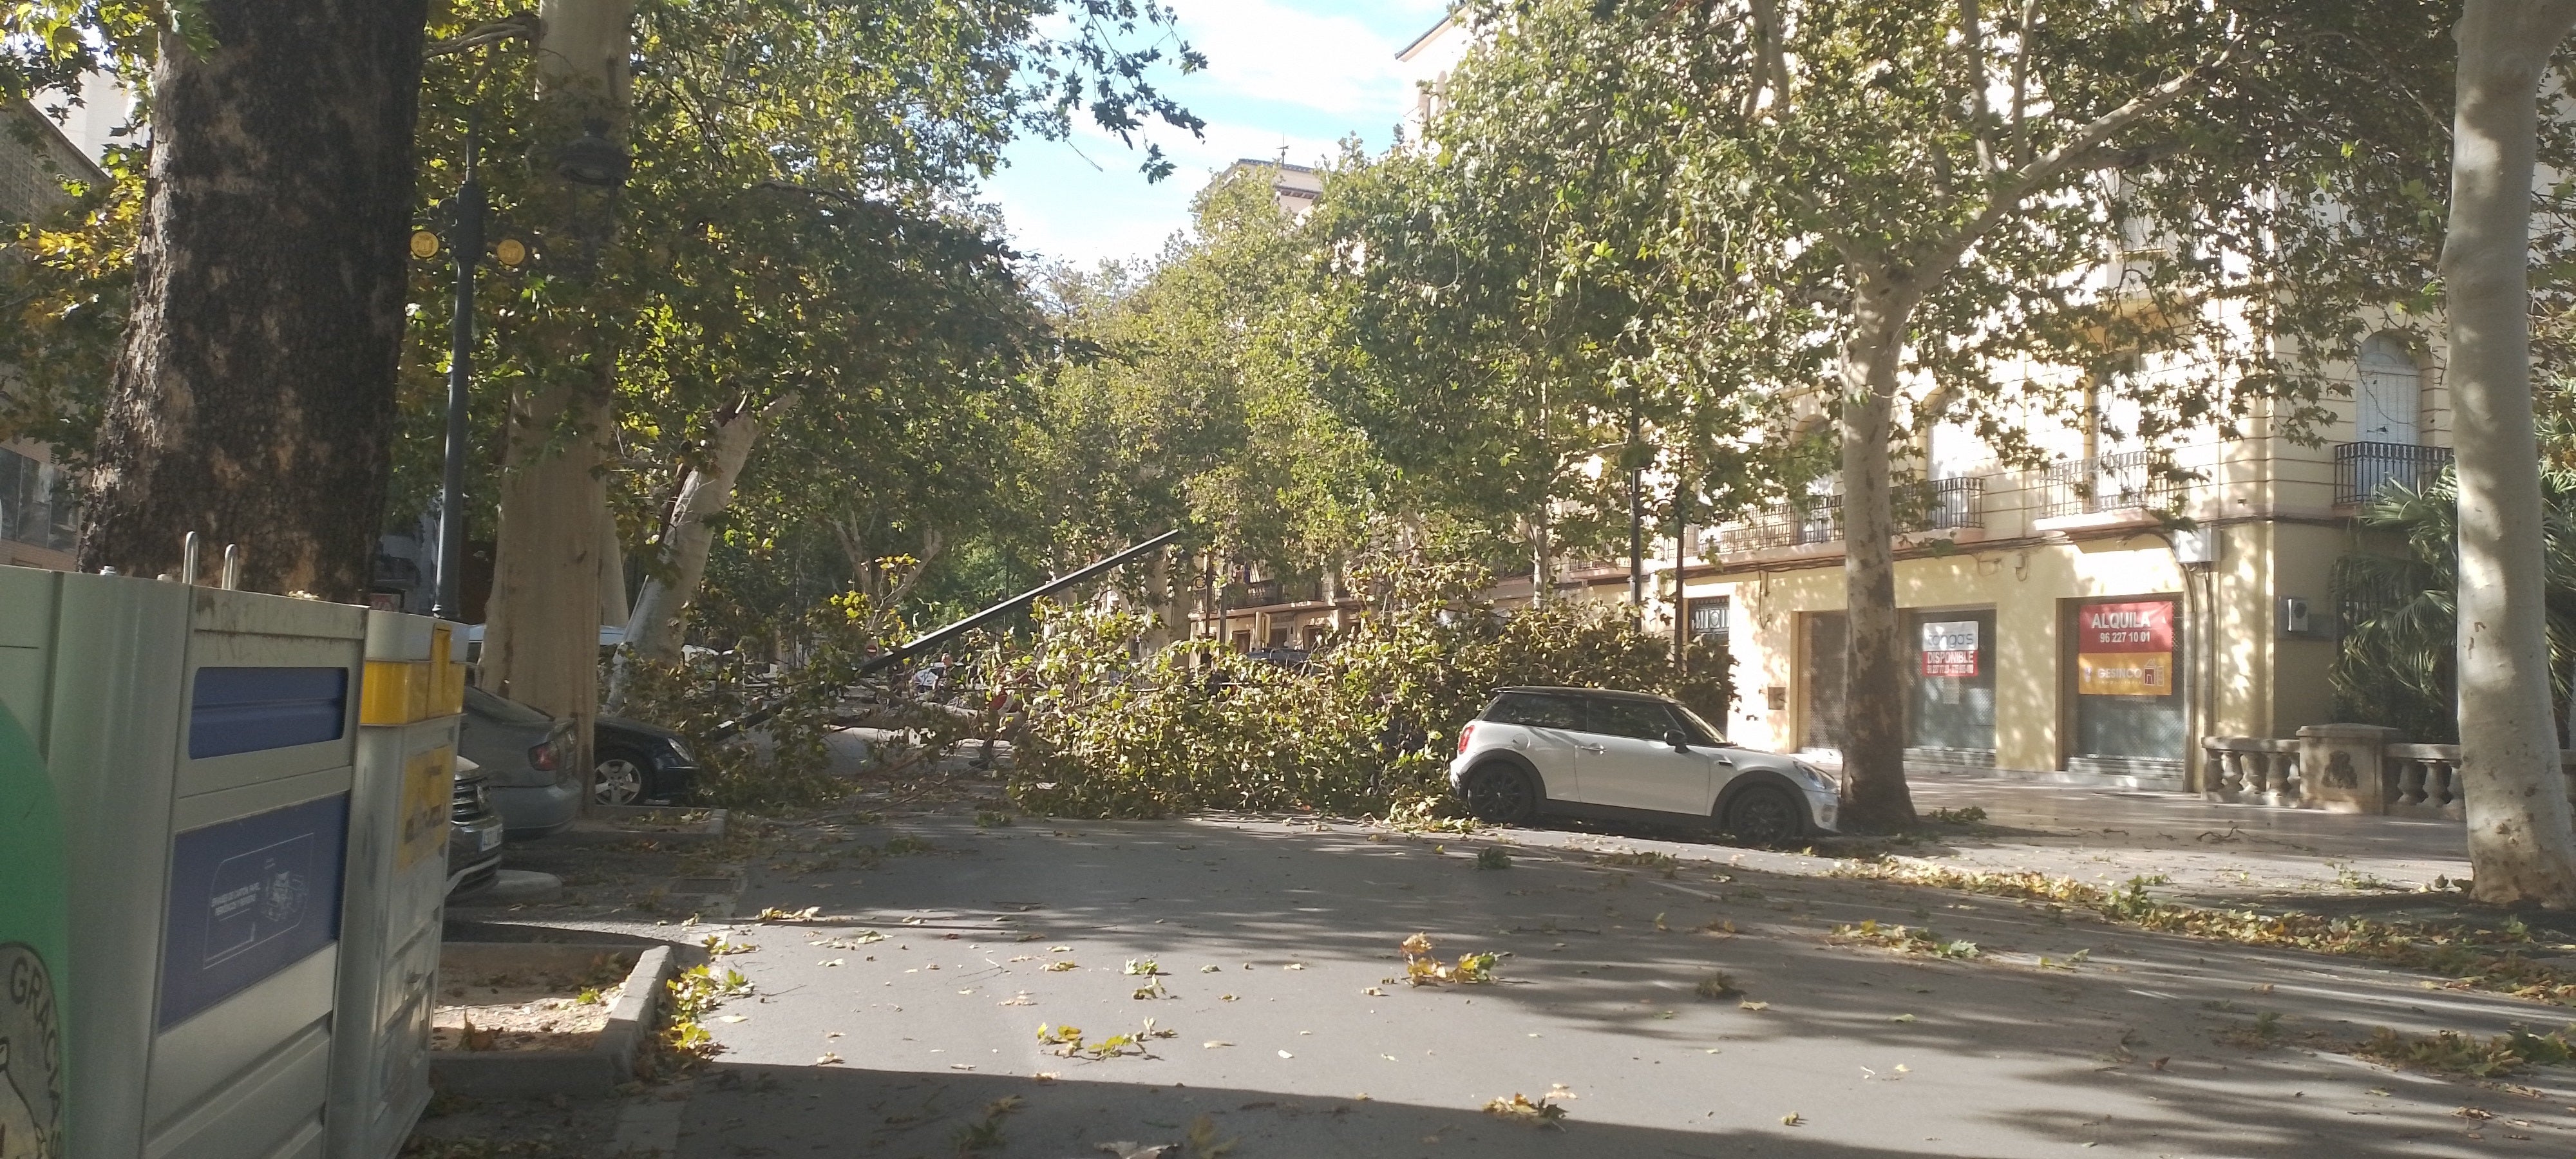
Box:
[479,827,502,851]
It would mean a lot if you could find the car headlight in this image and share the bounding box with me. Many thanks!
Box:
[1791,761,1835,791]
[661,739,694,766]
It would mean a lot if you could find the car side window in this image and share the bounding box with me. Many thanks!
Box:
[1587,697,1678,742]
[1485,692,1582,730]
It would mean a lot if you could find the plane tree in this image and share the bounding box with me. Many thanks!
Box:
[1399,0,2456,831]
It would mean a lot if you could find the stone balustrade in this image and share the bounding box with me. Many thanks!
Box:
[2381,744,2466,818]
[2202,737,2300,805]
[2199,729,2576,818]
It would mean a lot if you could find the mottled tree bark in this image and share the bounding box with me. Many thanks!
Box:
[78,0,429,598]
[1837,287,1922,832]
[481,0,634,786]
[2444,0,2576,907]
[603,395,786,712]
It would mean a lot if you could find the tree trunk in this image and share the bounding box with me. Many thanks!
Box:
[77,0,428,598]
[1837,288,1921,832]
[2443,0,2576,907]
[481,388,613,728]
[1530,512,1553,606]
[481,0,634,790]
[604,396,784,712]
[1143,549,1186,651]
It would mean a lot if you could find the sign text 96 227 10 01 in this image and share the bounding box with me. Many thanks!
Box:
[2076,600,2174,696]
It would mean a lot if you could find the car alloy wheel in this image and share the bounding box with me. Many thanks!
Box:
[1462,766,1535,824]
[594,757,645,806]
[1725,785,1801,845]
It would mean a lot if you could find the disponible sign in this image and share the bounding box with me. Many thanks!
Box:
[2076,600,2175,697]
[1919,621,1980,677]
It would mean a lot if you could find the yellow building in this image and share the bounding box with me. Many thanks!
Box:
[1672,334,2446,791]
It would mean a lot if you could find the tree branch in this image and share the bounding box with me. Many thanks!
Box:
[1745,0,1790,122]
[1962,0,1996,174]
[1950,55,2219,261]
[2006,0,2038,168]
[428,13,540,57]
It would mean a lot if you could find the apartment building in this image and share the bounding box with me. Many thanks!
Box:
[1660,336,2441,791]
[1,99,108,572]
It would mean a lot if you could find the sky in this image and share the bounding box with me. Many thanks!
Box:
[983,0,1453,270]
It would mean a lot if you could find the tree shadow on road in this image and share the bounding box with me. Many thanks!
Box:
[703,813,2571,1158]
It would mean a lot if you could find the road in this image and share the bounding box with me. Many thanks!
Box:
[660,810,2576,1158]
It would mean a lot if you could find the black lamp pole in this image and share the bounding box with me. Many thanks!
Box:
[431,134,484,621]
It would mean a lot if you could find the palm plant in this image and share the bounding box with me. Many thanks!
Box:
[2331,456,2576,744]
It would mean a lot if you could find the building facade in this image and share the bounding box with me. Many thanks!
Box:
[1,99,109,572]
[1671,337,2443,790]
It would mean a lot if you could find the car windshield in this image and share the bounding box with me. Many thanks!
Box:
[1673,703,1726,745]
[465,686,554,725]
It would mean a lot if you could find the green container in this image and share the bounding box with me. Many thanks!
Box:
[0,700,68,1158]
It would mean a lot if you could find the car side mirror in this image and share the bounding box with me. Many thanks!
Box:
[1662,729,1692,751]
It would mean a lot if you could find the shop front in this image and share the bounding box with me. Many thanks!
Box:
[1906,608,1997,769]
[2065,596,2187,785]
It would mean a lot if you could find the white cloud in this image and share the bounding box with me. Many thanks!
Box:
[1171,0,1413,119]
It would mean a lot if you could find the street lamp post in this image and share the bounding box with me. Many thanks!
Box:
[420,118,599,621]
[430,137,485,621]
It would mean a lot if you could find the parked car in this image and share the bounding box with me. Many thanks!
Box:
[463,686,705,813]
[592,715,699,806]
[460,686,582,838]
[1447,686,1839,843]
[448,756,505,899]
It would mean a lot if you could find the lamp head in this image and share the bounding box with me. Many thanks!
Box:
[554,119,630,189]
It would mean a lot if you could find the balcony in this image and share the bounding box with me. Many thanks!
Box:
[1705,476,1985,555]
[2334,441,2451,507]
[1709,495,1841,553]
[1230,578,1324,608]
[2036,451,2185,521]
[1906,476,1985,532]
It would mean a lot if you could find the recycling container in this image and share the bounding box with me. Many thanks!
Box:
[0,565,368,1159]
[323,612,462,1159]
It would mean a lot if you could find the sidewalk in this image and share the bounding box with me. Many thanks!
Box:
[1893,773,2474,903]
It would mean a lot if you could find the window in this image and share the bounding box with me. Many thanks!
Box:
[1587,697,1678,742]
[0,446,75,552]
[2356,333,2421,444]
[1689,598,1730,646]
[1483,692,1581,730]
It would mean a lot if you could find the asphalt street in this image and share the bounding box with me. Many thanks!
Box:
[670,812,2576,1158]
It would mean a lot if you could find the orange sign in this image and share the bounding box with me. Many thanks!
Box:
[2076,600,2175,696]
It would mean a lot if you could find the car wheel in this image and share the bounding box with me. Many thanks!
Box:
[1461,764,1539,824]
[594,753,647,806]
[1723,784,1803,845]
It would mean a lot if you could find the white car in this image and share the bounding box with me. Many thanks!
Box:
[1447,686,1839,843]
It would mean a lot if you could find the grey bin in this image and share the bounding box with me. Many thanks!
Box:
[0,565,460,1159]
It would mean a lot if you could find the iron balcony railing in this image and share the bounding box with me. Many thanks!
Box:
[1907,475,1986,531]
[2037,451,2186,519]
[1705,476,1986,553]
[2333,441,2452,507]
[1230,578,1324,608]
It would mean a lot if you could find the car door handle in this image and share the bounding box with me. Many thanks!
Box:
[1577,744,1605,755]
